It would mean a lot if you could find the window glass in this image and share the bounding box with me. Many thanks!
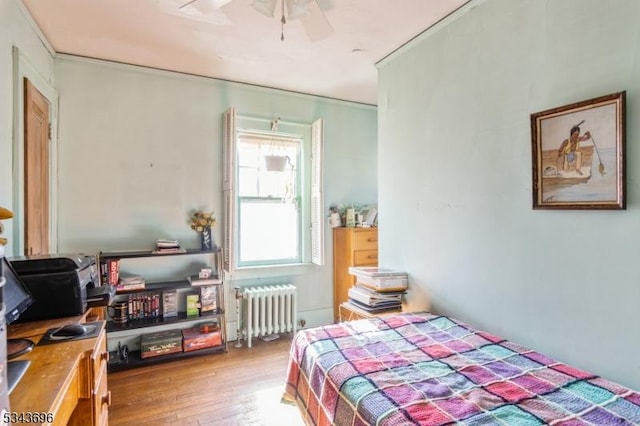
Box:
[238,200,299,263]
[236,133,301,266]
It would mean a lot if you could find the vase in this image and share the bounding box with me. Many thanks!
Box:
[200,227,214,251]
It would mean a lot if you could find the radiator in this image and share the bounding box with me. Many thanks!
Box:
[242,284,297,348]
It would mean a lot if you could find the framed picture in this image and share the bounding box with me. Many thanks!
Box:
[530,91,626,210]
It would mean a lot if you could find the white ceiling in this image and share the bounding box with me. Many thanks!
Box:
[21,0,470,105]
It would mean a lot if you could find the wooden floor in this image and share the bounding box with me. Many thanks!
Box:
[108,335,305,426]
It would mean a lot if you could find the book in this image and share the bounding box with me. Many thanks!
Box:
[186,294,200,317]
[342,300,401,317]
[124,292,160,320]
[118,272,145,285]
[199,285,218,313]
[348,266,408,278]
[107,259,120,285]
[348,285,403,306]
[115,273,146,291]
[156,239,180,248]
[115,282,146,291]
[152,248,187,254]
[355,280,408,292]
[349,266,408,291]
[188,274,222,286]
[162,289,178,317]
[348,298,402,313]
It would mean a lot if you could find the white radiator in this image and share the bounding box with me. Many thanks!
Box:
[242,284,297,348]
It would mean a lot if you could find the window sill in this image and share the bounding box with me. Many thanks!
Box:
[227,262,313,281]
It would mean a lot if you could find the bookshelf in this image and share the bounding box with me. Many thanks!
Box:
[98,247,226,372]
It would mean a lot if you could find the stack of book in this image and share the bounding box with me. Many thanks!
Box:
[152,239,185,254]
[115,272,146,291]
[347,267,408,314]
[347,284,404,313]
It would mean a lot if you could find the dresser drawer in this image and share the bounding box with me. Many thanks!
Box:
[354,249,378,265]
[352,230,378,251]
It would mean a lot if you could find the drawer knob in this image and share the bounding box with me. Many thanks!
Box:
[102,390,112,406]
[101,352,109,362]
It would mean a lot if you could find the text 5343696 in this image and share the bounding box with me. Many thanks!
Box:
[3,411,54,423]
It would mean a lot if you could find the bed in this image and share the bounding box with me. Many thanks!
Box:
[283,312,640,425]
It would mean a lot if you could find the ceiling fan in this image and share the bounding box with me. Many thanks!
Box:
[178,0,334,41]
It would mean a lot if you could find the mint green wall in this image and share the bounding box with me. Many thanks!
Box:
[54,56,377,330]
[0,0,55,255]
[2,0,376,334]
[378,0,640,390]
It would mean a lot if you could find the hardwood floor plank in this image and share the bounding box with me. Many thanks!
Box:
[108,335,305,426]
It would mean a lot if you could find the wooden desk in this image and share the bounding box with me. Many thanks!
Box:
[8,313,110,426]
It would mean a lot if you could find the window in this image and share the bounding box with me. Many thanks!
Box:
[237,132,301,266]
[223,108,324,272]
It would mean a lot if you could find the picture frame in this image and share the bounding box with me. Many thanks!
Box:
[359,206,377,227]
[530,91,626,210]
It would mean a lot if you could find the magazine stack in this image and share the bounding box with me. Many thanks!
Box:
[347,267,408,314]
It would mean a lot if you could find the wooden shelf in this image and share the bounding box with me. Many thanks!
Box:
[107,344,227,373]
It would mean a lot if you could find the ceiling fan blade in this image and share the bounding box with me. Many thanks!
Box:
[299,0,333,41]
[285,0,312,20]
[251,0,278,18]
[179,0,232,11]
[175,0,234,24]
[192,0,233,13]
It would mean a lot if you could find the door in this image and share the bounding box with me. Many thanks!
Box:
[24,78,50,255]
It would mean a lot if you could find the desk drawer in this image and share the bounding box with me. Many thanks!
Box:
[354,249,378,265]
[92,328,108,384]
[352,230,377,250]
[93,362,110,426]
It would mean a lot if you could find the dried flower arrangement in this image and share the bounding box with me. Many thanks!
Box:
[189,210,216,233]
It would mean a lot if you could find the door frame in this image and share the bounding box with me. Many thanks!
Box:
[12,46,59,255]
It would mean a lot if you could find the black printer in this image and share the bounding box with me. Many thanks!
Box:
[9,254,98,322]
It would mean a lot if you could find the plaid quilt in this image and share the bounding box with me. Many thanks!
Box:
[283,312,640,425]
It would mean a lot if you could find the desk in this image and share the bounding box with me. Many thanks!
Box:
[8,312,110,426]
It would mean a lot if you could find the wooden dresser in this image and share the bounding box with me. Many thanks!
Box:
[8,313,110,426]
[332,227,378,321]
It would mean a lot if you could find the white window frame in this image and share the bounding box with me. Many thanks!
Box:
[236,131,302,267]
[222,108,324,273]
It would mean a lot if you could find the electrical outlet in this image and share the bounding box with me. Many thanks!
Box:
[298,319,306,328]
